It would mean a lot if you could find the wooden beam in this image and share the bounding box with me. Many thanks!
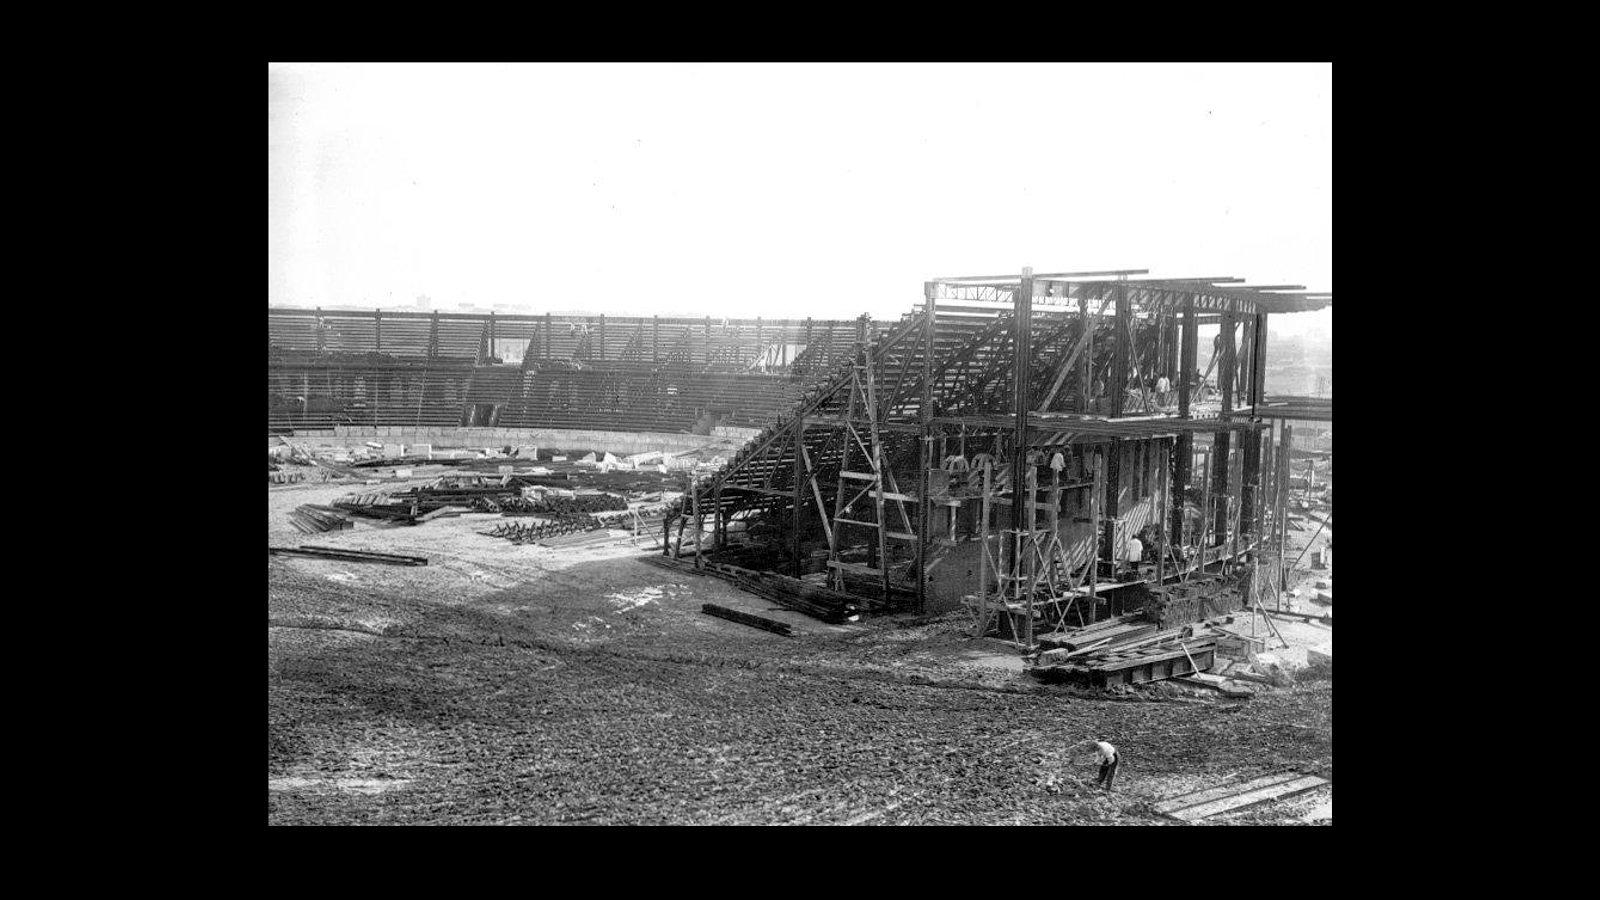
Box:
[1112,280,1131,418]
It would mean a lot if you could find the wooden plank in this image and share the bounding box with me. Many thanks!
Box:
[1167,774,1329,822]
[1153,772,1304,814]
[700,602,793,637]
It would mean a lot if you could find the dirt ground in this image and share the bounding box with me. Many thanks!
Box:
[268,478,1332,825]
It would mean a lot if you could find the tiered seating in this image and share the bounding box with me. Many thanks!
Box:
[267,308,886,434]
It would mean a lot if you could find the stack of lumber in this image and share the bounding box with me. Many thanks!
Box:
[333,478,527,524]
[288,505,353,534]
[1035,614,1159,653]
[1032,624,1219,687]
[644,555,863,624]
[1145,577,1245,628]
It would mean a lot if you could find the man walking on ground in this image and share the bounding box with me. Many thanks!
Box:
[1071,738,1121,791]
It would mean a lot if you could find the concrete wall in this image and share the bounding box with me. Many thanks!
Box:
[276,425,762,455]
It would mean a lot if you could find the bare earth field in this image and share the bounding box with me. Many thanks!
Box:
[267,480,1332,825]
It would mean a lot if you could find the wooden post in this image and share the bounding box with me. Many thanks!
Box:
[1010,268,1034,620]
[1172,297,1197,545]
[1089,450,1103,622]
[918,282,937,614]
[714,483,724,551]
[1212,302,1237,545]
[976,459,992,637]
[1079,291,1094,413]
[691,479,703,569]
[1277,424,1293,593]
[1112,280,1130,417]
[1250,311,1269,413]
[1241,420,1262,537]
[1198,445,1213,566]
[1164,301,1179,393]
[792,418,805,577]
[1157,436,1169,586]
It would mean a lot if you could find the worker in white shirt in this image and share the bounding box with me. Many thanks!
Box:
[1071,738,1121,790]
[1125,534,1144,572]
[1155,373,1172,406]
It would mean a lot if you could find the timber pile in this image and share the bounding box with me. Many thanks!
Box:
[268,545,428,566]
[1144,577,1245,629]
[288,505,352,534]
[335,477,525,524]
[487,494,627,515]
[700,603,794,636]
[1035,613,1159,653]
[644,555,863,624]
[1031,625,1219,687]
[348,455,468,468]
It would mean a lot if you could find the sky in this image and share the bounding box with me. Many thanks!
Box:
[268,63,1331,337]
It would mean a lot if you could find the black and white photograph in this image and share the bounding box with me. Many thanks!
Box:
[267,61,1333,826]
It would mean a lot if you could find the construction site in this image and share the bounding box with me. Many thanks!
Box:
[268,268,1334,826]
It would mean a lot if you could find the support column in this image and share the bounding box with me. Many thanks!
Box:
[1104,439,1120,565]
[1250,311,1269,412]
[917,282,937,614]
[1011,269,1033,643]
[1211,302,1237,545]
[1241,423,1262,537]
[1172,297,1197,544]
[1079,291,1094,413]
[791,419,804,577]
[1163,297,1179,385]
[1112,280,1130,417]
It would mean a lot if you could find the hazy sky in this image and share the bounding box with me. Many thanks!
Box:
[269,63,1331,336]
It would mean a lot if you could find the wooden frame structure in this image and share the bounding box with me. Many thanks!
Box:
[670,267,1331,648]
[267,309,882,435]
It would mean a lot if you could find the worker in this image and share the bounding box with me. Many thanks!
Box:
[1155,373,1172,406]
[1125,534,1144,571]
[1070,738,1121,791]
